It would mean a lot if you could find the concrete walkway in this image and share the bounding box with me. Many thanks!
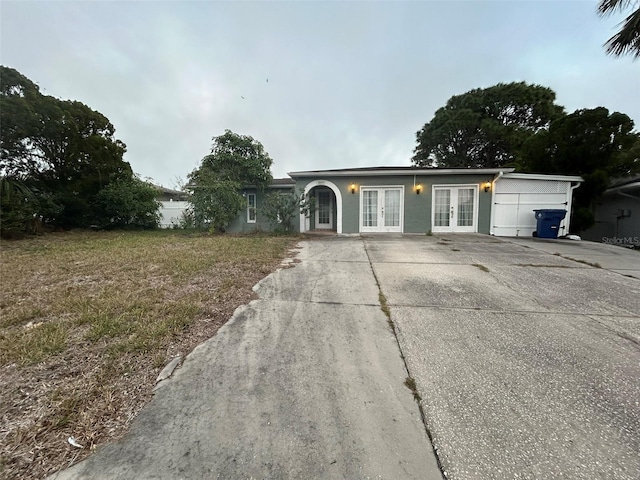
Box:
[50,239,441,480]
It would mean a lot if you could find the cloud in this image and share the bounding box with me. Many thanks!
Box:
[1,1,638,188]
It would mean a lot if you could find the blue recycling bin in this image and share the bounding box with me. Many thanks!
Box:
[533,209,567,239]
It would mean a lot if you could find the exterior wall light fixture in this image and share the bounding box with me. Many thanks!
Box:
[484,181,492,193]
[350,183,357,194]
[415,184,423,195]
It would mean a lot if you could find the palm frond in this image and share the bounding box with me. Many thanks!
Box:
[604,6,640,58]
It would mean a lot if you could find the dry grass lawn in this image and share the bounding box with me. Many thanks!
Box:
[0,230,298,480]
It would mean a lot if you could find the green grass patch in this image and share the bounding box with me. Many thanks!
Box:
[404,376,422,402]
[0,230,296,480]
[563,256,602,268]
[0,321,68,365]
[378,291,395,333]
[472,263,490,273]
[1,231,294,365]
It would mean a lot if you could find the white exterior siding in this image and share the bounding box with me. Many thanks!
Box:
[491,174,581,237]
[158,201,189,228]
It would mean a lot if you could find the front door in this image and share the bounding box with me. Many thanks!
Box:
[361,187,403,233]
[315,190,333,229]
[432,185,478,233]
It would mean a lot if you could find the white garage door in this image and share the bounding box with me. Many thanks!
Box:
[492,178,571,237]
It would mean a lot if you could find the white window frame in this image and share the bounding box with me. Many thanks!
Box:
[247,193,257,223]
[315,189,333,229]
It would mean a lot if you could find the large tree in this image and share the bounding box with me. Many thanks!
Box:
[598,0,640,58]
[412,82,564,169]
[186,130,273,231]
[0,67,43,177]
[521,107,639,231]
[0,65,132,229]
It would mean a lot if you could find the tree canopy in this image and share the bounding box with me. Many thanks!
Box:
[520,107,638,177]
[598,0,640,58]
[519,106,639,231]
[186,130,273,231]
[1,65,137,234]
[413,82,639,233]
[412,82,564,169]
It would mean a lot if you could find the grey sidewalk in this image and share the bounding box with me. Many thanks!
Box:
[49,238,441,480]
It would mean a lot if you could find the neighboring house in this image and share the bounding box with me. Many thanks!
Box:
[581,175,640,247]
[155,186,189,228]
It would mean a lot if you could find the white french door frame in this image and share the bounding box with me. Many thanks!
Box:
[431,184,479,233]
[359,186,404,233]
[315,189,333,229]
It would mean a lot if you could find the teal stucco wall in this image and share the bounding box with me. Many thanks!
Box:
[226,188,299,233]
[294,174,493,234]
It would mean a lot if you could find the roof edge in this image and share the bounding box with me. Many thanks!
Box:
[501,173,583,182]
[288,167,515,177]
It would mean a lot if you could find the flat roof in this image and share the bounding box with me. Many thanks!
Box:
[270,178,296,186]
[288,166,516,177]
[501,173,583,182]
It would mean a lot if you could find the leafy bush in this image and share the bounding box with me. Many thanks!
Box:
[262,190,314,233]
[93,177,160,229]
[571,207,595,233]
[0,177,38,238]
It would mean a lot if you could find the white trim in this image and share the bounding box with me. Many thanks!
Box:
[431,184,479,233]
[359,185,404,233]
[247,193,256,223]
[500,173,583,182]
[315,189,333,229]
[299,180,343,234]
[289,168,514,177]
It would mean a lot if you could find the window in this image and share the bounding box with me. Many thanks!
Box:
[247,193,256,223]
[363,190,378,227]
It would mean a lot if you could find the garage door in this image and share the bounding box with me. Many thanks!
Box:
[492,178,570,237]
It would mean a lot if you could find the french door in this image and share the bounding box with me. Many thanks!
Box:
[315,190,333,229]
[361,187,403,233]
[432,186,478,233]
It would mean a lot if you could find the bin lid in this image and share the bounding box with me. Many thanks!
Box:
[533,209,567,220]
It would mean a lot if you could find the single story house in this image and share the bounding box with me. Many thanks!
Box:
[581,175,640,247]
[227,167,583,237]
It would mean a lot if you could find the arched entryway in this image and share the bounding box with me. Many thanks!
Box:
[299,180,343,234]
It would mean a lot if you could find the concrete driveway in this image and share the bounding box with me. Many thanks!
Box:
[50,235,639,480]
[365,234,640,479]
[49,239,441,480]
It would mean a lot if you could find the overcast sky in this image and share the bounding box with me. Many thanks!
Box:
[1,1,638,187]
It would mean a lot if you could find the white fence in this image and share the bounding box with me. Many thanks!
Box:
[158,201,189,228]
